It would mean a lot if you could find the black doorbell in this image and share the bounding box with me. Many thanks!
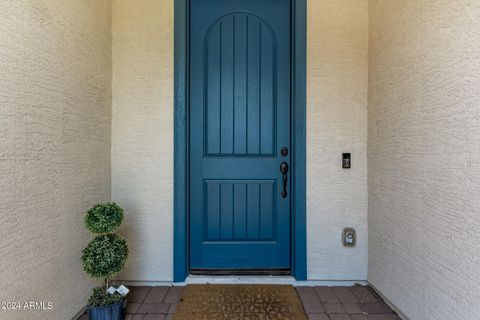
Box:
[342,153,351,169]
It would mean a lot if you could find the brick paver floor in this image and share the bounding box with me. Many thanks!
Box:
[296,286,400,320]
[78,285,399,320]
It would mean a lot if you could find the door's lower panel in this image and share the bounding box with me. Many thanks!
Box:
[204,180,277,242]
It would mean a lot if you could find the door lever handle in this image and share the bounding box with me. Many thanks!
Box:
[280,162,289,198]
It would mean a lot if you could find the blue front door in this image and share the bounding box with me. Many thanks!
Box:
[189,0,292,270]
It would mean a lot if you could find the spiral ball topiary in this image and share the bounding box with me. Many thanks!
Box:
[85,202,124,234]
[82,202,128,308]
[82,233,128,279]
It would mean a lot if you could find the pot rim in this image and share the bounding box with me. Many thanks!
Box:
[87,299,124,310]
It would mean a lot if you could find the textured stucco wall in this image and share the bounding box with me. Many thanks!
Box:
[0,1,112,320]
[368,1,480,319]
[112,0,174,281]
[111,0,368,281]
[307,0,369,280]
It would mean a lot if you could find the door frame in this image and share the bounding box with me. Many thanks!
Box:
[174,0,307,282]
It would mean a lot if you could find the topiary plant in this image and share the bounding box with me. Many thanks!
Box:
[82,234,128,279]
[85,203,124,234]
[82,202,129,309]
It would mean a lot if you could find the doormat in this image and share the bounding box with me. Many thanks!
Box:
[173,284,307,320]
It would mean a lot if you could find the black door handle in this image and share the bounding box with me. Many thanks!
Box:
[280,162,289,198]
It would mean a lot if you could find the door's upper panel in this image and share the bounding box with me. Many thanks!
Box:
[204,13,277,157]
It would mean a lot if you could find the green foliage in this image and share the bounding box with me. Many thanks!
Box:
[87,286,123,308]
[82,233,128,279]
[82,203,129,307]
[85,202,124,234]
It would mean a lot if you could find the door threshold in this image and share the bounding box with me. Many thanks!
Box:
[185,275,297,285]
[190,269,290,276]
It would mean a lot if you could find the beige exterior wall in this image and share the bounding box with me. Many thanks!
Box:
[368,1,480,319]
[112,0,369,281]
[0,1,112,320]
[112,0,174,281]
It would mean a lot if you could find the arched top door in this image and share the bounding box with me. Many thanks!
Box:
[189,0,292,271]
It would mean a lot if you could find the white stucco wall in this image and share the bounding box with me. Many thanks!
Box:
[307,0,369,280]
[368,1,480,319]
[0,1,112,320]
[112,0,368,281]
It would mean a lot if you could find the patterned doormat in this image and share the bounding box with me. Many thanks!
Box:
[173,284,307,320]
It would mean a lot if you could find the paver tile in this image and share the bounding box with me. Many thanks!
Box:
[168,303,177,314]
[144,314,166,320]
[351,314,400,320]
[350,315,368,320]
[164,286,184,303]
[323,303,346,314]
[358,302,393,314]
[332,287,359,303]
[129,286,152,303]
[137,303,171,314]
[126,302,141,314]
[329,315,352,320]
[296,287,325,313]
[343,303,362,314]
[350,287,379,303]
[366,315,401,320]
[144,287,170,303]
[314,287,340,303]
[307,314,330,320]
